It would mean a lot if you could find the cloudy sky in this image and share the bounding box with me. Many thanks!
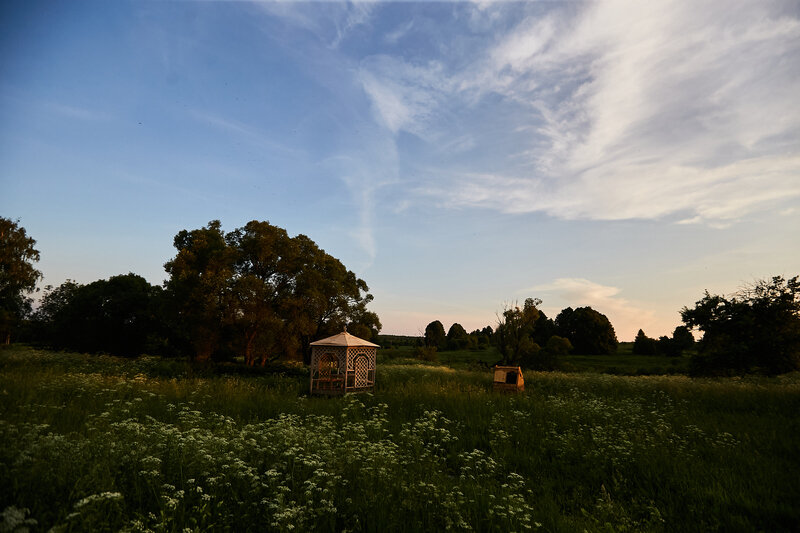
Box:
[2,0,798,340]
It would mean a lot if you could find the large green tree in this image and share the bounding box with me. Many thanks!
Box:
[164,221,234,361]
[531,310,556,346]
[446,322,469,350]
[424,320,446,350]
[225,221,295,365]
[681,276,800,375]
[495,298,540,364]
[164,220,380,364]
[286,233,380,364]
[0,218,41,344]
[555,306,618,355]
[672,326,695,352]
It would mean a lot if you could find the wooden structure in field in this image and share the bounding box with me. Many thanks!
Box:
[492,365,524,392]
[309,330,379,395]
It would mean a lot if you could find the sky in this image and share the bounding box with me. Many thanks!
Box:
[1,0,799,341]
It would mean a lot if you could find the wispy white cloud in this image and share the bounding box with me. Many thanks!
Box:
[357,0,800,225]
[321,136,399,268]
[188,110,305,157]
[45,102,111,121]
[253,0,375,48]
[331,2,375,48]
[358,55,452,136]
[384,19,414,45]
[528,277,658,340]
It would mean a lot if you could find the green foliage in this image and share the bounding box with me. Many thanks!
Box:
[2,346,799,532]
[164,220,233,361]
[633,328,691,358]
[495,298,541,364]
[656,335,681,357]
[0,218,41,344]
[412,345,439,362]
[544,335,572,357]
[531,310,556,346]
[633,329,659,355]
[33,275,164,357]
[682,276,800,375]
[671,326,694,351]
[446,322,469,350]
[468,327,492,350]
[555,306,618,355]
[164,220,380,363]
[424,320,446,350]
[520,336,573,371]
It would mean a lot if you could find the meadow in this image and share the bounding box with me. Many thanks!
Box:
[1,345,798,532]
[380,343,691,376]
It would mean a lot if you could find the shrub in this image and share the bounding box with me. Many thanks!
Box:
[412,345,438,362]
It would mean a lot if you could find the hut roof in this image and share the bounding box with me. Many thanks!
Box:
[310,330,379,348]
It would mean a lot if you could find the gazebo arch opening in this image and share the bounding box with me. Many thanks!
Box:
[309,331,379,395]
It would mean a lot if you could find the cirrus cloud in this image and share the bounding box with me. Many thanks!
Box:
[359,0,800,225]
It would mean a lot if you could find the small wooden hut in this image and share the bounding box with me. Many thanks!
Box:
[492,365,524,392]
[309,330,379,395]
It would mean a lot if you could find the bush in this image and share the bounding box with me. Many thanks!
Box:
[412,345,438,362]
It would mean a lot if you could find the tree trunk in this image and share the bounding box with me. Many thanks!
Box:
[244,330,257,366]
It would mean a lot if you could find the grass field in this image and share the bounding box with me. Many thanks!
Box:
[380,344,691,375]
[1,345,798,532]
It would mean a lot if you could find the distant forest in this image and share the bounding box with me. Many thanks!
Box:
[2,216,798,375]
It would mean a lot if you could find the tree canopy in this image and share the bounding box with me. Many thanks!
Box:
[0,218,41,343]
[633,329,658,355]
[555,306,618,355]
[446,322,469,350]
[681,276,800,375]
[35,274,163,356]
[424,320,446,350]
[672,326,694,351]
[165,220,380,363]
[495,298,541,364]
[164,221,233,361]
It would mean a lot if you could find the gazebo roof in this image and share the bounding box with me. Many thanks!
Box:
[310,330,379,347]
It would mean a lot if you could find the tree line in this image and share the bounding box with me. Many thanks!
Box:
[1,218,380,364]
[632,326,695,357]
[2,216,798,375]
[420,281,800,376]
[422,299,619,369]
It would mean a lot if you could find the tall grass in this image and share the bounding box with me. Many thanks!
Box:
[1,345,798,531]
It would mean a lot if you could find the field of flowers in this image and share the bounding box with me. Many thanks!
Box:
[1,346,798,532]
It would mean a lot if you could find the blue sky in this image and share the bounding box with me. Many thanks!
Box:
[2,0,799,340]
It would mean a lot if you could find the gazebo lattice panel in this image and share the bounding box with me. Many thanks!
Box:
[309,331,379,396]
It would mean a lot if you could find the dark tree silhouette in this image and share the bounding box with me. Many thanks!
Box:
[446,322,469,350]
[555,306,618,355]
[165,220,379,363]
[633,329,658,355]
[0,218,41,344]
[424,320,446,350]
[682,276,800,375]
[495,298,540,364]
[35,274,162,356]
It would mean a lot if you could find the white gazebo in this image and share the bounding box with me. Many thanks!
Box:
[309,330,379,395]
